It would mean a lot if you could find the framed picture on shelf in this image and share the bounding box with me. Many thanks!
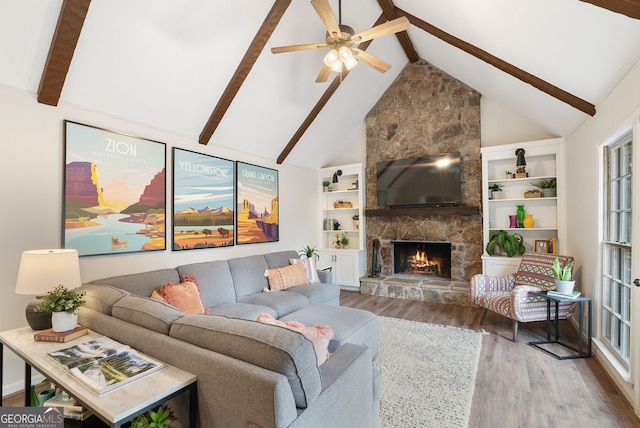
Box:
[535,240,550,253]
[63,121,166,256]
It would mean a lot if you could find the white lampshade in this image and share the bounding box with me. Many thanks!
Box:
[16,249,82,295]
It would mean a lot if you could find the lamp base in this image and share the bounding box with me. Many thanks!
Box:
[25,298,52,330]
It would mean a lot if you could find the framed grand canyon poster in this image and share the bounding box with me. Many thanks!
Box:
[63,121,166,256]
[172,148,235,250]
[235,161,279,244]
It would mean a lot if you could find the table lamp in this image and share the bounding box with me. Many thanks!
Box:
[15,249,82,330]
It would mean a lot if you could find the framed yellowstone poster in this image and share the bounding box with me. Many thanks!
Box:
[172,148,235,250]
[235,161,279,244]
[63,121,166,256]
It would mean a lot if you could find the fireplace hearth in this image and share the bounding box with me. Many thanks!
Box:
[393,241,451,279]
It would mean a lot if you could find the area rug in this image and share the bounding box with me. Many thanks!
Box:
[377,317,483,428]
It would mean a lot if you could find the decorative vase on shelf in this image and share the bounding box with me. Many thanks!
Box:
[51,311,78,332]
[516,205,525,228]
[509,215,517,228]
[523,214,535,228]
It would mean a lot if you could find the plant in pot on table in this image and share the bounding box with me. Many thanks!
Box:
[552,257,575,294]
[489,183,504,199]
[35,285,86,332]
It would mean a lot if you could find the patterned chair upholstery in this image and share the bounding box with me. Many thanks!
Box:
[470,252,577,341]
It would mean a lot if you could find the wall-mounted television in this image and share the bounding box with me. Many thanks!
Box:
[376,153,462,207]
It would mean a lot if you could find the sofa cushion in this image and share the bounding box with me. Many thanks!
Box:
[90,269,181,297]
[208,302,277,320]
[170,314,322,408]
[76,284,129,315]
[264,250,300,269]
[177,260,237,308]
[265,263,309,291]
[112,295,184,335]
[283,283,340,305]
[280,304,379,356]
[257,313,335,365]
[228,255,270,299]
[239,291,309,318]
[156,280,209,315]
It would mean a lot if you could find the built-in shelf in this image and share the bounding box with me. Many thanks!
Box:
[365,206,479,217]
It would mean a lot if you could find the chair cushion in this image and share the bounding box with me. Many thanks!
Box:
[514,253,574,291]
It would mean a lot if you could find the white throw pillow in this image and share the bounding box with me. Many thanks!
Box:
[289,257,321,284]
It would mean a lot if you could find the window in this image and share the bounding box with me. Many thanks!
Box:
[602,132,632,366]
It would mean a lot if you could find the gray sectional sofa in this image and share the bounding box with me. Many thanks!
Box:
[76,250,380,428]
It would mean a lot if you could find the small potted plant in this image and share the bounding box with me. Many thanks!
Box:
[505,170,512,179]
[552,258,575,294]
[531,178,557,197]
[131,404,175,428]
[322,180,330,192]
[35,285,86,332]
[352,214,359,230]
[489,183,504,200]
[298,245,319,260]
[485,230,525,257]
[340,234,350,249]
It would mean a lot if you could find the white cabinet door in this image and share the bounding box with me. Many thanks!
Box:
[316,250,363,287]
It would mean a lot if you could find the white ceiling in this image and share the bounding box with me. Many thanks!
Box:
[1,0,639,169]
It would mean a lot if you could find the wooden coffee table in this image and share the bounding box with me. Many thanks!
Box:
[0,327,197,428]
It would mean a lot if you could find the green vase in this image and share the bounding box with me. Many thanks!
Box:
[516,205,525,228]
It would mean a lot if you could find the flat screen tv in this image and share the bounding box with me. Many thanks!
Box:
[376,153,462,207]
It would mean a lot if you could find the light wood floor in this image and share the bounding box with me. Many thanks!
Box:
[340,290,640,428]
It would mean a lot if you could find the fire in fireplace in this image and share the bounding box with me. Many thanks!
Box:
[392,241,452,279]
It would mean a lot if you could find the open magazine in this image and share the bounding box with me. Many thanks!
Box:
[47,336,164,395]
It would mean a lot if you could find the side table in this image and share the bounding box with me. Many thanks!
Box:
[528,291,592,359]
[0,327,197,428]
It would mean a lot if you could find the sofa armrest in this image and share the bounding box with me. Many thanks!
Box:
[291,343,375,428]
[317,268,333,284]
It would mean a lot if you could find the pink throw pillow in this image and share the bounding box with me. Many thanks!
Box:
[156,279,209,315]
[257,313,334,365]
[264,263,309,291]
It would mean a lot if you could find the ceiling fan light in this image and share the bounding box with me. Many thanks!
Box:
[330,59,343,72]
[339,46,358,70]
[324,49,339,67]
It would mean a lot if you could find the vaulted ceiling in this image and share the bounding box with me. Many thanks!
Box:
[1,0,639,169]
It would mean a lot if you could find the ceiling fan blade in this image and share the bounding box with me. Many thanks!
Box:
[351,16,410,43]
[271,43,327,54]
[315,64,332,83]
[311,0,342,39]
[353,49,391,73]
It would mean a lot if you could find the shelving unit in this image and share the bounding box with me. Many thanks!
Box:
[317,163,365,288]
[481,138,565,276]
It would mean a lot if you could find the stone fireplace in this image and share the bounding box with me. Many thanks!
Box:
[393,241,451,279]
[359,61,483,307]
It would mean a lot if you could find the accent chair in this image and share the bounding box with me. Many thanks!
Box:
[470,252,576,341]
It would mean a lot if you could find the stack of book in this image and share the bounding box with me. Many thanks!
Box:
[43,392,92,421]
[547,290,581,299]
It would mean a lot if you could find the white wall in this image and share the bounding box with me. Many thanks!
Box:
[565,58,640,297]
[0,83,319,395]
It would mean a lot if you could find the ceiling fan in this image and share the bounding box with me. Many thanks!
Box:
[271,0,410,82]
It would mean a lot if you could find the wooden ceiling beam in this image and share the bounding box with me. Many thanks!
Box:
[37,0,91,106]
[199,0,291,145]
[579,0,640,19]
[376,0,419,62]
[396,8,596,117]
[277,14,386,164]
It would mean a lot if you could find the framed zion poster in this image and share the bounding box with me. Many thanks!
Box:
[172,148,235,250]
[63,121,166,256]
[235,161,279,244]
